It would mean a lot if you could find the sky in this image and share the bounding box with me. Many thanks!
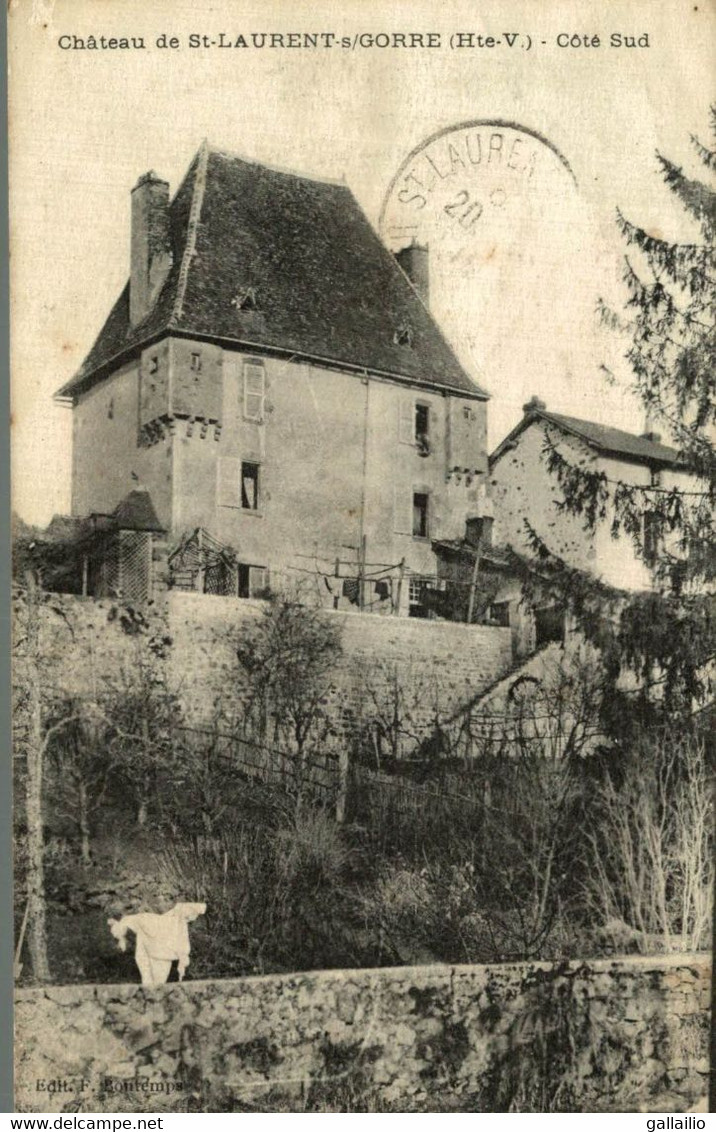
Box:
[8,0,715,525]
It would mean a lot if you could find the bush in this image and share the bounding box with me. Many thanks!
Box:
[584,730,713,953]
[156,800,367,977]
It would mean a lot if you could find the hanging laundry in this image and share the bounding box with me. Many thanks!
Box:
[342,578,360,605]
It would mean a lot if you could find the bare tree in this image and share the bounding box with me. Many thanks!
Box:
[44,697,115,862]
[104,610,180,827]
[12,571,87,979]
[235,591,343,768]
[585,730,713,953]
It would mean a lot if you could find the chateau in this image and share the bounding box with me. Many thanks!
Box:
[56,143,492,612]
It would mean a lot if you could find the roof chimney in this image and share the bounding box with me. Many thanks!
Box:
[641,411,661,444]
[523,395,546,415]
[395,241,429,305]
[130,171,172,327]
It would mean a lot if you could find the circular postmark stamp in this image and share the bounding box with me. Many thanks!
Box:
[380,121,596,435]
[380,119,576,246]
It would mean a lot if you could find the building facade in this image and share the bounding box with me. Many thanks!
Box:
[489,397,694,594]
[57,144,491,612]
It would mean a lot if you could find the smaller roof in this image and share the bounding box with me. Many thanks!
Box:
[432,539,513,570]
[111,490,164,532]
[490,407,684,469]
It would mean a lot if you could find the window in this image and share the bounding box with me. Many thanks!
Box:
[243,361,265,422]
[535,605,565,648]
[415,403,430,451]
[232,286,258,312]
[413,492,429,538]
[409,577,428,619]
[190,351,202,372]
[408,576,446,619]
[241,462,260,510]
[148,355,158,374]
[487,601,510,627]
[463,406,474,421]
[238,563,269,598]
[399,398,431,448]
[394,323,414,347]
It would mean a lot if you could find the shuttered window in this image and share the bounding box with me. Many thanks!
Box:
[244,362,265,422]
[398,398,414,444]
[217,457,241,508]
[238,563,269,598]
[393,484,413,534]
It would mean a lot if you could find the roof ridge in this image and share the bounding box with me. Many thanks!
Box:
[204,142,349,189]
[544,409,679,455]
[170,140,210,326]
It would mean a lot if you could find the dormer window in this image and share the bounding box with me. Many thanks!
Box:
[232,286,258,312]
[394,323,414,348]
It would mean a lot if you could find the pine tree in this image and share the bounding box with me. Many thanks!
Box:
[521,112,715,722]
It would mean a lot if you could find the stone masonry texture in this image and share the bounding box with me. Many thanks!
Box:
[165,591,514,728]
[32,593,514,737]
[14,955,710,1113]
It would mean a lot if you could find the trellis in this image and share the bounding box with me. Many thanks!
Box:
[168,528,238,596]
[85,530,154,602]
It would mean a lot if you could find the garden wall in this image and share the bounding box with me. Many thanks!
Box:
[14,954,710,1113]
[32,593,514,733]
[166,591,514,726]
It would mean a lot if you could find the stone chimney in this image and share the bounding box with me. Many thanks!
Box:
[641,411,662,444]
[130,171,172,327]
[522,395,546,415]
[465,515,493,549]
[395,242,429,305]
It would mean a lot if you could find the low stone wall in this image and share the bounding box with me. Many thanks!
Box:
[14,955,710,1113]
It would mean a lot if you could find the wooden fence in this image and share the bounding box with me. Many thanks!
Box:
[178,726,348,818]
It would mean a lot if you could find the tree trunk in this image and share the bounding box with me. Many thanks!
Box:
[24,571,50,982]
[138,720,151,827]
[78,782,91,863]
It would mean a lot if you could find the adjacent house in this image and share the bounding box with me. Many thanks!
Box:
[489,396,693,594]
[55,143,492,612]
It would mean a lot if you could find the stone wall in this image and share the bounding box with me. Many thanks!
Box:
[165,591,514,729]
[28,591,514,743]
[14,955,710,1113]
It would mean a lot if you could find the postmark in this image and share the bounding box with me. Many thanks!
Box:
[380,119,576,244]
[379,120,595,437]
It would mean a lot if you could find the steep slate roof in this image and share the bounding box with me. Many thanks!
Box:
[58,145,486,400]
[490,407,684,469]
